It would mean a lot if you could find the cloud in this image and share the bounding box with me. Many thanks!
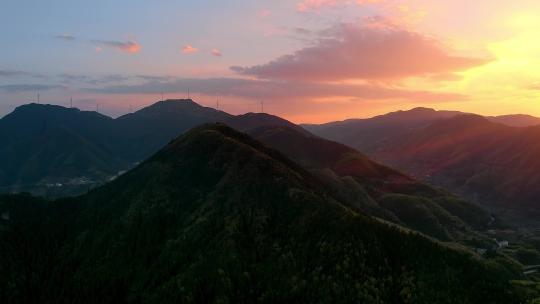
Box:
[0,70,44,79]
[54,34,76,41]
[258,10,271,18]
[91,40,141,53]
[297,0,342,12]
[527,82,540,90]
[58,74,131,85]
[85,77,466,103]
[297,0,383,12]
[293,27,313,35]
[0,84,63,93]
[231,19,490,82]
[211,49,222,57]
[182,45,199,54]
[0,70,27,77]
[135,75,174,82]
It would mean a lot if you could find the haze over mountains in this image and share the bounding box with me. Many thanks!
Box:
[305,108,540,224]
[303,107,540,152]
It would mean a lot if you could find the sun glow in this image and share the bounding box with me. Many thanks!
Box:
[399,11,540,117]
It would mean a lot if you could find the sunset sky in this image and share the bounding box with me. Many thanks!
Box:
[1,0,540,123]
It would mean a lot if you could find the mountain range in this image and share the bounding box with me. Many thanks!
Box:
[0,100,505,242]
[0,124,527,303]
[4,101,540,301]
[0,100,299,196]
[304,108,540,225]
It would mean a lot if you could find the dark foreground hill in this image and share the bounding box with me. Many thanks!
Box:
[0,124,526,303]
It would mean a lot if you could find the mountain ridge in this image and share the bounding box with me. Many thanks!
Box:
[306,108,540,224]
[0,100,305,195]
[0,123,525,303]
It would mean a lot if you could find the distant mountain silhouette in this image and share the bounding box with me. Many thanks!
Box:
[307,110,540,222]
[0,100,509,233]
[303,107,464,152]
[0,124,524,303]
[0,100,305,195]
[487,114,540,127]
[303,108,540,151]
[0,104,126,195]
[112,99,233,161]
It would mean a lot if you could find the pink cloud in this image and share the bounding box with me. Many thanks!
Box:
[121,42,141,53]
[297,0,382,12]
[231,19,490,81]
[91,40,141,54]
[211,49,222,57]
[258,9,271,18]
[297,0,341,12]
[182,45,199,54]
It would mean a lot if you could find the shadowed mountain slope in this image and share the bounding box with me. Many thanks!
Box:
[112,99,233,161]
[303,107,464,152]
[248,125,501,239]
[372,116,540,213]
[488,114,540,127]
[308,110,540,223]
[0,104,126,195]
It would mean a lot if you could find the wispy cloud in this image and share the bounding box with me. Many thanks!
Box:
[293,27,313,36]
[84,77,466,103]
[211,49,222,57]
[182,45,199,54]
[0,84,63,93]
[58,74,131,85]
[258,10,271,18]
[296,0,382,12]
[527,82,540,90]
[0,70,27,77]
[91,40,141,53]
[298,0,337,12]
[135,75,174,82]
[54,34,76,41]
[0,70,44,79]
